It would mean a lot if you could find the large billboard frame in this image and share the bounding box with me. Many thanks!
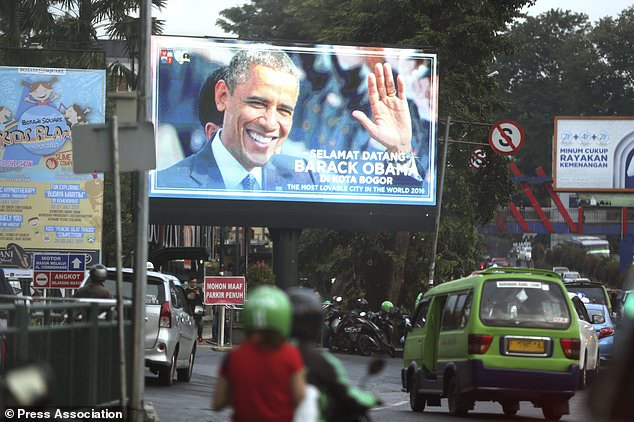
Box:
[148,36,439,231]
[554,116,634,192]
[0,66,105,271]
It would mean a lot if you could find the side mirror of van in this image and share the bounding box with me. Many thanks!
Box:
[592,314,605,324]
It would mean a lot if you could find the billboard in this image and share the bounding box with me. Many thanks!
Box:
[0,66,105,269]
[554,117,634,192]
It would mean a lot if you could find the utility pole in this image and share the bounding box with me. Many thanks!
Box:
[130,1,151,421]
[428,116,451,286]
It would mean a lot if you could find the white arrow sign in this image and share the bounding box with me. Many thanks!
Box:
[71,257,83,269]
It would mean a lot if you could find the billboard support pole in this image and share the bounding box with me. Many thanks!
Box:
[269,228,302,290]
[130,0,151,421]
[428,116,451,286]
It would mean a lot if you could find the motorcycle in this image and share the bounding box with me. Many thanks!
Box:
[329,308,395,357]
[321,296,343,348]
[369,308,411,355]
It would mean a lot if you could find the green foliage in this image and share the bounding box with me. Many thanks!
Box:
[0,1,166,87]
[245,261,275,289]
[219,0,532,307]
[546,244,624,288]
[495,7,634,174]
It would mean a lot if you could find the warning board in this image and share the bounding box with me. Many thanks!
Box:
[489,120,524,155]
[34,271,85,288]
[203,276,246,305]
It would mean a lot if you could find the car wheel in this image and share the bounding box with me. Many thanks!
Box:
[159,352,177,386]
[177,344,196,382]
[447,376,468,416]
[578,357,588,390]
[542,403,563,421]
[502,401,519,416]
[591,358,600,383]
[357,334,373,356]
[409,376,426,412]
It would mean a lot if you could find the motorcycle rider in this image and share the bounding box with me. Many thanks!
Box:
[212,286,306,422]
[380,300,394,315]
[288,287,380,422]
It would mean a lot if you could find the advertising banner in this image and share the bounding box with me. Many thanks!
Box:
[554,117,634,191]
[203,276,246,305]
[0,66,105,269]
[149,37,438,206]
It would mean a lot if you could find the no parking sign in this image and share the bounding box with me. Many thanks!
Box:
[469,147,487,170]
[489,120,524,155]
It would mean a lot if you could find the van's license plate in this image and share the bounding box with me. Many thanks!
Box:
[508,339,545,353]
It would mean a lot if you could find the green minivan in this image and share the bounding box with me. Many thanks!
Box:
[402,267,581,421]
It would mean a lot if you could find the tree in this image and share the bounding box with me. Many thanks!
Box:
[220,1,531,303]
[495,7,634,175]
[0,1,165,86]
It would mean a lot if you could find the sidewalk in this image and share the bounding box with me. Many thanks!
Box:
[200,316,232,351]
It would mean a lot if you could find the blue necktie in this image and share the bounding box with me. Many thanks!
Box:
[241,174,259,190]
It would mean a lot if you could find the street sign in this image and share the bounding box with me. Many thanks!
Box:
[489,120,524,155]
[33,253,87,288]
[72,121,156,173]
[469,147,487,170]
[203,276,246,305]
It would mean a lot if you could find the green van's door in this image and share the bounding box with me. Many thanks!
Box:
[422,296,446,373]
[404,296,431,368]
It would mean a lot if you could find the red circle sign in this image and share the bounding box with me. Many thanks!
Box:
[489,120,524,155]
[35,272,49,287]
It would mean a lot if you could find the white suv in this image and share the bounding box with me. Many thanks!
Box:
[80,268,198,386]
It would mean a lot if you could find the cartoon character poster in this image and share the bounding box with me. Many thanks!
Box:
[0,66,105,268]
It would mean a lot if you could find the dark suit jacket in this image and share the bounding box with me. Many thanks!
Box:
[156,143,315,190]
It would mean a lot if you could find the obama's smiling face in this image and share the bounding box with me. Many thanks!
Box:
[215,64,298,171]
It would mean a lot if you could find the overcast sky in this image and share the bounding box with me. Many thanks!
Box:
[154,0,634,37]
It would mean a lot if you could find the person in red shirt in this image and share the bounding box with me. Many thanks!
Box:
[212,285,306,422]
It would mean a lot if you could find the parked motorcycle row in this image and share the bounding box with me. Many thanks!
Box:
[321,297,411,357]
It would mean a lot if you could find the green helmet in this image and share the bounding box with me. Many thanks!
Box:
[381,300,394,313]
[243,286,292,337]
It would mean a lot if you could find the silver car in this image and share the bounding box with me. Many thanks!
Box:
[81,268,198,386]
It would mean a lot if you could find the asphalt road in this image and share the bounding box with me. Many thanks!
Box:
[144,346,597,422]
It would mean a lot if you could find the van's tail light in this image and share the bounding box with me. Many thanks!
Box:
[560,338,580,359]
[599,327,615,339]
[468,334,493,354]
[159,302,171,328]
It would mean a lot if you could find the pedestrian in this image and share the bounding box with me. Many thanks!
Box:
[212,285,306,422]
[185,275,204,344]
[0,269,13,297]
[73,264,111,299]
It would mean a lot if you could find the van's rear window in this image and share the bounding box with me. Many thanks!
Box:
[104,276,165,305]
[480,280,571,329]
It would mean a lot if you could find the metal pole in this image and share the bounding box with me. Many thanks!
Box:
[428,116,451,286]
[110,116,127,416]
[130,1,151,421]
[219,306,226,346]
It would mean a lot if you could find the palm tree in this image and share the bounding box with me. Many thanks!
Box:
[0,0,165,83]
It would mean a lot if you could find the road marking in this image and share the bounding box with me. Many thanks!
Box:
[372,400,409,411]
